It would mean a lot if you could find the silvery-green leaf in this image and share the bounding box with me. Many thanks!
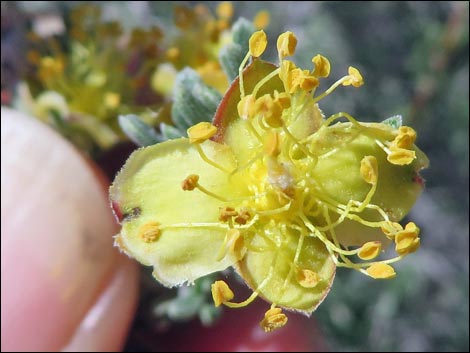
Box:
[118,114,161,146]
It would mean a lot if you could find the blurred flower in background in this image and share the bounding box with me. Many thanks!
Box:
[1,1,468,352]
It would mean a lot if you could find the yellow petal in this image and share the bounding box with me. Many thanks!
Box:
[110,138,243,287]
[235,222,336,314]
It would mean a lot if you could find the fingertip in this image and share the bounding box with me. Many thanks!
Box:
[1,108,137,351]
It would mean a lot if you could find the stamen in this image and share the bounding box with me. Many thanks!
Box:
[342,66,364,87]
[387,146,416,165]
[187,122,218,144]
[260,306,288,332]
[357,241,382,260]
[277,31,297,59]
[249,30,268,58]
[360,156,378,185]
[312,54,331,78]
[181,174,228,201]
[211,280,234,307]
[365,263,396,279]
[219,206,238,222]
[181,174,199,191]
[235,208,252,225]
[138,221,161,243]
[195,144,232,173]
[296,268,320,288]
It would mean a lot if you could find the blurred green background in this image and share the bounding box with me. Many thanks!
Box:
[2,1,468,351]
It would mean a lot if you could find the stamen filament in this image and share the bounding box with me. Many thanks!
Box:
[195,144,232,173]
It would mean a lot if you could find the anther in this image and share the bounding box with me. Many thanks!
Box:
[360,155,378,184]
[139,221,161,243]
[342,66,364,87]
[260,307,288,332]
[277,31,297,58]
[249,30,268,58]
[187,122,218,144]
[181,174,199,191]
[219,206,238,222]
[358,241,382,260]
[296,268,320,288]
[366,263,396,279]
[211,280,234,307]
[312,54,331,78]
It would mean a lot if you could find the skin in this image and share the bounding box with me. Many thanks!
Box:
[1,108,139,351]
[0,108,325,352]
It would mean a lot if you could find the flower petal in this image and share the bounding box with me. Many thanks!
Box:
[110,138,244,287]
[235,224,336,315]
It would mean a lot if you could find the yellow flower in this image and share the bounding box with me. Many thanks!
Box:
[110,30,429,329]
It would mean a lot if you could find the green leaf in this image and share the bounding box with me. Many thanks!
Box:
[160,122,184,140]
[219,43,246,81]
[219,18,255,81]
[232,18,255,48]
[382,115,403,129]
[118,114,161,146]
[171,68,222,131]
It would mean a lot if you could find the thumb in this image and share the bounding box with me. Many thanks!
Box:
[1,108,138,351]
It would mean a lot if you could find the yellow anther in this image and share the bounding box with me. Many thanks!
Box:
[255,94,284,127]
[260,307,288,333]
[387,146,416,165]
[278,60,299,92]
[342,66,364,87]
[273,91,291,109]
[254,10,270,29]
[235,208,252,225]
[211,280,234,307]
[181,174,199,191]
[219,206,238,222]
[166,47,180,61]
[358,241,382,260]
[187,122,218,144]
[264,131,281,156]
[296,268,320,288]
[286,68,304,93]
[381,221,403,239]
[216,1,233,19]
[249,30,268,58]
[237,94,256,120]
[360,155,378,184]
[393,126,417,149]
[299,74,319,91]
[277,31,297,58]
[104,92,121,109]
[395,222,420,255]
[312,54,331,78]
[139,221,161,243]
[366,263,396,279]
